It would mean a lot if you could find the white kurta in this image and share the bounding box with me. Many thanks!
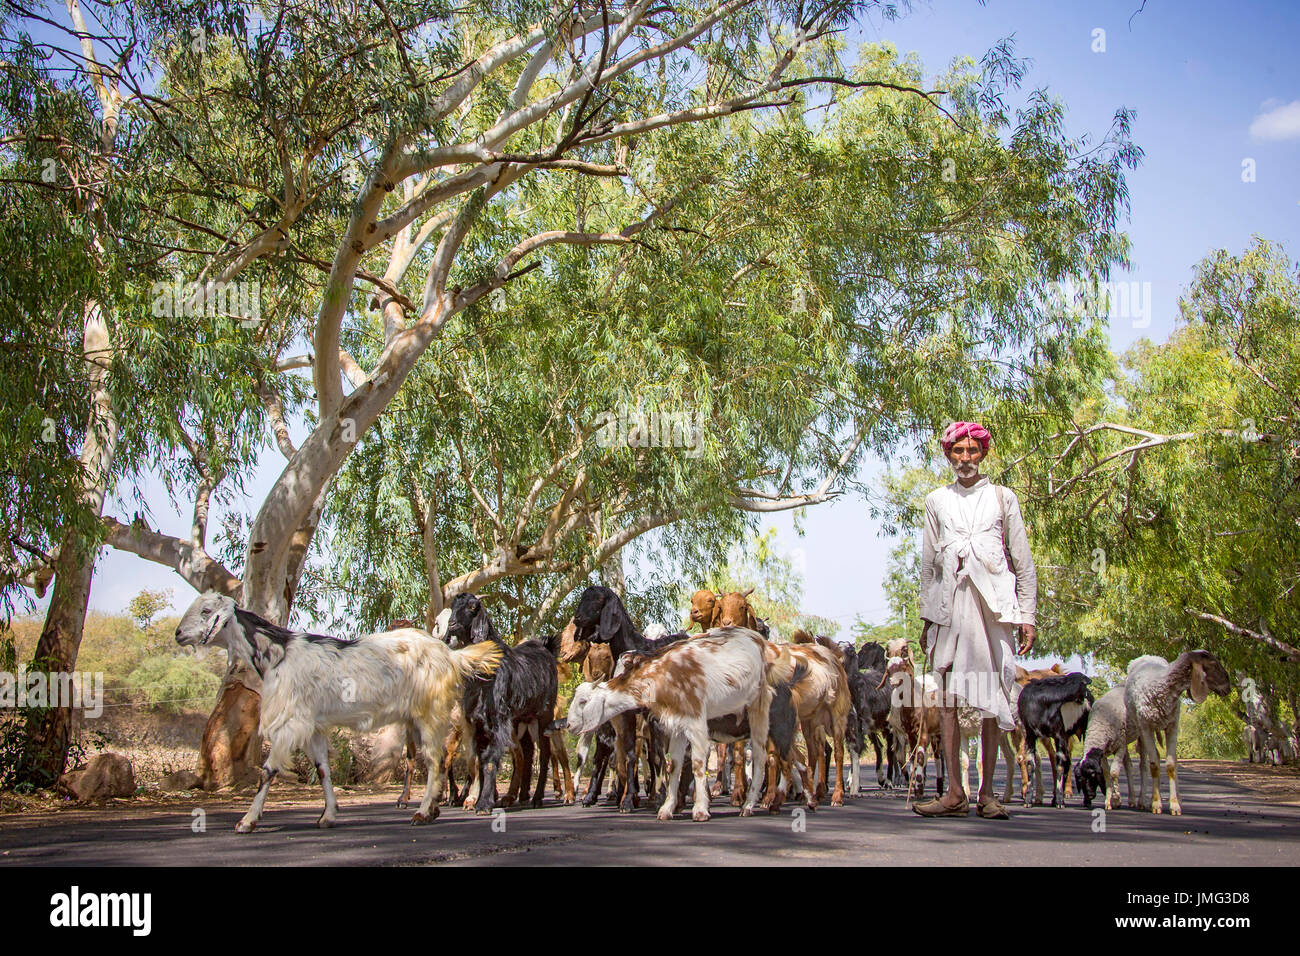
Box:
[918,477,1037,732]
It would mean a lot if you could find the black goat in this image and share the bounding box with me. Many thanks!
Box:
[1017,672,1093,808]
[443,592,560,813]
[852,641,900,789]
[569,585,689,811]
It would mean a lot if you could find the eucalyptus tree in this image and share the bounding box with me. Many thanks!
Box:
[5,0,1140,784]
[996,240,1300,751]
[0,1,170,783]
[2,1,309,782]
[316,45,1140,646]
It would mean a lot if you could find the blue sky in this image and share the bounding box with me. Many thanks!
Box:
[27,0,1300,645]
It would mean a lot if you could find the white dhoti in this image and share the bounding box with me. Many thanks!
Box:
[918,477,1036,734]
[926,577,1018,731]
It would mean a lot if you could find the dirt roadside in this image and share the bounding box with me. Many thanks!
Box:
[1186,759,1300,805]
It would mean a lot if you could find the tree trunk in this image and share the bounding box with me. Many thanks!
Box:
[16,299,117,787]
[15,543,98,786]
[197,659,263,789]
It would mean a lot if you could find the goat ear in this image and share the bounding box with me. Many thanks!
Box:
[599,596,621,641]
[471,605,493,645]
[1190,660,1209,704]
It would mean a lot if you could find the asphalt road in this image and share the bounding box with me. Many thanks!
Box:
[2,762,1297,866]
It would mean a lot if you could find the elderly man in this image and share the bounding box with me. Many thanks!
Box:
[913,421,1037,818]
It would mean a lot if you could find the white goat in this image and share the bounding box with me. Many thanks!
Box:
[567,627,794,821]
[175,592,501,832]
[1124,650,1231,815]
[1072,683,1135,810]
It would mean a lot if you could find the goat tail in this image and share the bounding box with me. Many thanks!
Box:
[763,641,797,687]
[451,639,505,680]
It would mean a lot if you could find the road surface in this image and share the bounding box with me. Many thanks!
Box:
[1,761,1296,866]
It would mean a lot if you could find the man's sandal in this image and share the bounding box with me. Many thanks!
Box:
[912,796,969,817]
[977,796,1010,819]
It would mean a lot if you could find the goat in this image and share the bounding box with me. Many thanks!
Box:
[175,592,501,831]
[852,641,900,789]
[687,589,719,631]
[1072,683,1136,810]
[438,593,561,813]
[568,585,689,812]
[1007,663,1067,803]
[882,650,945,799]
[696,589,775,795]
[568,626,794,820]
[1017,672,1093,807]
[1125,650,1231,815]
[557,620,621,806]
[787,641,851,807]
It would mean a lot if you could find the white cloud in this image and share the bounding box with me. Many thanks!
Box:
[1249,99,1300,141]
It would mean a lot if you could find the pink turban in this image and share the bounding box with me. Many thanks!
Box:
[940,421,991,452]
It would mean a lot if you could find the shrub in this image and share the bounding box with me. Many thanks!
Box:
[124,653,221,714]
[1178,694,1248,760]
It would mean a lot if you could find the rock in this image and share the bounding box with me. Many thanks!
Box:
[160,770,203,792]
[57,753,137,802]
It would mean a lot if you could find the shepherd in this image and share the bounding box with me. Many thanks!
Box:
[913,421,1037,819]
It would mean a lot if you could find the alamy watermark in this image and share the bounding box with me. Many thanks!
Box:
[888,668,1008,714]
[1041,276,1152,329]
[593,404,705,458]
[1,667,104,718]
[151,274,262,326]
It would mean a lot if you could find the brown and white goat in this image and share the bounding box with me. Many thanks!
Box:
[881,640,945,798]
[568,627,794,821]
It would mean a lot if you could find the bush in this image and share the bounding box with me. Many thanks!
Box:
[1178,694,1248,760]
[124,654,221,714]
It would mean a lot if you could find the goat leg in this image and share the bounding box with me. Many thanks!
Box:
[307,732,339,828]
[710,742,730,797]
[515,725,536,805]
[236,765,279,833]
[397,728,416,809]
[412,717,447,824]
[551,730,575,805]
[831,730,845,807]
[658,734,689,821]
[533,723,551,809]
[1053,733,1070,808]
[583,725,614,806]
[730,740,746,807]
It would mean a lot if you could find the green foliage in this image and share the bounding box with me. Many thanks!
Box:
[127,589,173,632]
[314,39,1138,637]
[987,240,1300,743]
[1179,696,1249,761]
[124,653,222,714]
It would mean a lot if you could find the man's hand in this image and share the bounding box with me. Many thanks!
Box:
[1017,623,1036,656]
[919,619,932,651]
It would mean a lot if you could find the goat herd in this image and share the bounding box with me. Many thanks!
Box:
[174,584,1233,833]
